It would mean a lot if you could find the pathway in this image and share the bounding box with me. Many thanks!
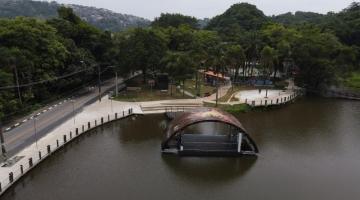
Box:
[0,95,142,195]
[0,78,302,195]
[2,71,141,157]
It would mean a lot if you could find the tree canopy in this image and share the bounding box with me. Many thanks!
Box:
[152,13,198,29]
[1,2,360,120]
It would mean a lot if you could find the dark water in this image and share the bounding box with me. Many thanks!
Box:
[2,97,360,200]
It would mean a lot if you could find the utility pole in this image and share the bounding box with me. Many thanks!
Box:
[110,98,113,113]
[216,80,219,107]
[98,65,101,102]
[13,63,22,105]
[33,118,38,149]
[115,71,118,97]
[71,100,76,124]
[266,89,268,98]
[0,121,7,160]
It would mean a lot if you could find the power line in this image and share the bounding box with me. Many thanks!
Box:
[0,76,100,120]
[0,65,110,90]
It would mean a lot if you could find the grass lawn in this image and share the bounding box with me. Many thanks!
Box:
[183,78,216,97]
[204,102,252,114]
[114,85,191,102]
[344,71,360,90]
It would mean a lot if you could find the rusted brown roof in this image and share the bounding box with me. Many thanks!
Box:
[164,108,247,141]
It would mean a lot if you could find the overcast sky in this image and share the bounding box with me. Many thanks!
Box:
[53,0,355,20]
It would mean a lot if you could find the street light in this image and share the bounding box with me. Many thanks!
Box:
[0,121,7,160]
[111,98,113,113]
[33,117,38,149]
[106,66,118,97]
[98,65,101,102]
[109,91,114,113]
[71,99,76,124]
[97,65,119,102]
[115,71,118,97]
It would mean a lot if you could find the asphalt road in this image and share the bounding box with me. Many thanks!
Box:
[2,73,137,157]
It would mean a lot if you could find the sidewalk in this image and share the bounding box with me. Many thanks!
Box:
[0,78,302,195]
[2,71,141,157]
[202,79,302,107]
[0,95,142,195]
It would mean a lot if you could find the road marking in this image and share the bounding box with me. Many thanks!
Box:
[14,123,20,127]
[30,116,34,119]
[22,119,27,123]
[59,102,62,105]
[49,107,53,110]
[36,113,41,116]
[5,127,11,131]
[42,110,47,113]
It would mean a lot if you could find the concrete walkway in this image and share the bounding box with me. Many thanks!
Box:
[137,84,232,114]
[203,79,303,106]
[234,89,300,106]
[0,79,302,195]
[202,84,232,101]
[0,80,230,190]
[2,71,142,157]
[0,95,142,195]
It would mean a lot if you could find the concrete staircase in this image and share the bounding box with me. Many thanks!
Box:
[140,102,203,114]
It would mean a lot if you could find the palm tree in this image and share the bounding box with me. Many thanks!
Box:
[208,43,227,106]
[276,41,291,79]
[260,46,278,97]
[190,49,207,96]
[224,44,246,83]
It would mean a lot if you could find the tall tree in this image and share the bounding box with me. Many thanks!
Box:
[260,46,277,80]
[162,51,195,96]
[115,28,167,82]
[224,44,246,81]
[152,13,198,29]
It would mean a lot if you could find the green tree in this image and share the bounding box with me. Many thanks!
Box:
[260,46,277,80]
[114,28,167,83]
[192,30,221,95]
[207,3,268,41]
[292,26,344,89]
[162,51,195,96]
[152,13,198,29]
[224,44,246,81]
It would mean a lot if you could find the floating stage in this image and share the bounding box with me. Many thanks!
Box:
[161,108,259,156]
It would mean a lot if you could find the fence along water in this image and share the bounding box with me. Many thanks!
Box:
[0,108,134,195]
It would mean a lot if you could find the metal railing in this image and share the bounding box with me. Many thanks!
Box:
[0,107,135,195]
[247,89,304,107]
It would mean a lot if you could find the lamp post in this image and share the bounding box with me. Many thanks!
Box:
[97,65,101,102]
[71,99,76,124]
[12,63,22,105]
[109,91,114,113]
[265,87,269,98]
[111,98,113,113]
[0,121,7,160]
[115,71,118,97]
[33,118,38,149]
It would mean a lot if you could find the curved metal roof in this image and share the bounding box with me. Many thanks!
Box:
[162,108,248,146]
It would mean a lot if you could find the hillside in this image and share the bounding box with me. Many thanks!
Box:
[0,0,150,31]
[271,11,327,25]
[207,3,268,31]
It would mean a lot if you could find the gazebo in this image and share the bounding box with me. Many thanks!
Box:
[162,108,258,156]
